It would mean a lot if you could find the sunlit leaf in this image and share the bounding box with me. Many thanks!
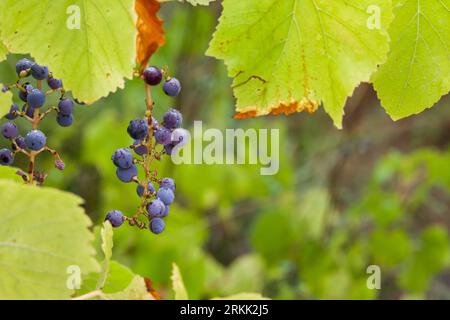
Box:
[0,181,99,299]
[171,263,189,299]
[0,0,136,103]
[373,0,450,120]
[207,0,392,127]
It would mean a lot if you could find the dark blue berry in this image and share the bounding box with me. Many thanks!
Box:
[105,210,124,228]
[0,148,14,166]
[160,178,176,191]
[2,122,18,139]
[47,77,63,90]
[143,66,163,86]
[27,89,46,108]
[5,104,19,120]
[163,109,182,129]
[127,119,148,140]
[155,127,172,145]
[163,77,181,97]
[56,113,74,127]
[25,130,46,151]
[116,165,138,183]
[149,218,165,234]
[30,64,49,80]
[112,148,133,169]
[14,136,26,149]
[157,187,175,205]
[58,99,74,115]
[15,58,33,76]
[146,199,166,217]
[132,141,148,156]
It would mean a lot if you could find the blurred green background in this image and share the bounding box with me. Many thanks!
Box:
[1,2,449,300]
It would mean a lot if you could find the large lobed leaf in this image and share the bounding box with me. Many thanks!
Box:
[207,0,392,128]
[373,0,450,120]
[0,181,99,299]
[0,0,136,104]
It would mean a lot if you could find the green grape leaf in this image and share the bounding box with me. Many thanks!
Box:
[0,166,23,183]
[211,293,270,300]
[0,0,136,104]
[171,263,189,300]
[0,180,99,299]
[373,0,450,120]
[207,0,392,128]
[96,221,113,290]
[0,87,13,117]
[104,275,154,300]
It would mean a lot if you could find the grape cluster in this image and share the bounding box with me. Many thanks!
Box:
[0,58,78,184]
[105,66,188,235]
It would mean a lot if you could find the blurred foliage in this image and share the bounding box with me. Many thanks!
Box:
[0,2,449,300]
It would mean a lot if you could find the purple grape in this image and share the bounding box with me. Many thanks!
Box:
[157,187,175,205]
[2,85,8,93]
[143,66,163,86]
[132,141,148,156]
[5,104,19,120]
[137,182,155,197]
[112,148,133,169]
[149,218,165,234]
[47,77,63,89]
[163,77,181,97]
[105,210,124,228]
[15,58,33,76]
[14,136,26,149]
[146,199,166,217]
[0,148,14,166]
[55,159,65,170]
[27,89,45,108]
[18,84,33,102]
[161,205,170,218]
[30,64,49,80]
[127,119,148,140]
[116,165,137,183]
[160,178,175,191]
[23,104,35,118]
[56,113,74,127]
[155,127,172,145]
[25,130,46,151]
[58,99,74,115]
[2,122,18,139]
[163,109,182,129]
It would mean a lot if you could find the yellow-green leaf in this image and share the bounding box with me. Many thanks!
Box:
[96,221,113,290]
[0,181,99,299]
[373,0,450,120]
[207,0,392,128]
[171,263,189,300]
[0,0,136,104]
[104,276,154,300]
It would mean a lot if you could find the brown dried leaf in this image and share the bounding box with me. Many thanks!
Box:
[135,0,165,71]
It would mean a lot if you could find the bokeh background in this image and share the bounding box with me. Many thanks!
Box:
[1,2,449,299]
